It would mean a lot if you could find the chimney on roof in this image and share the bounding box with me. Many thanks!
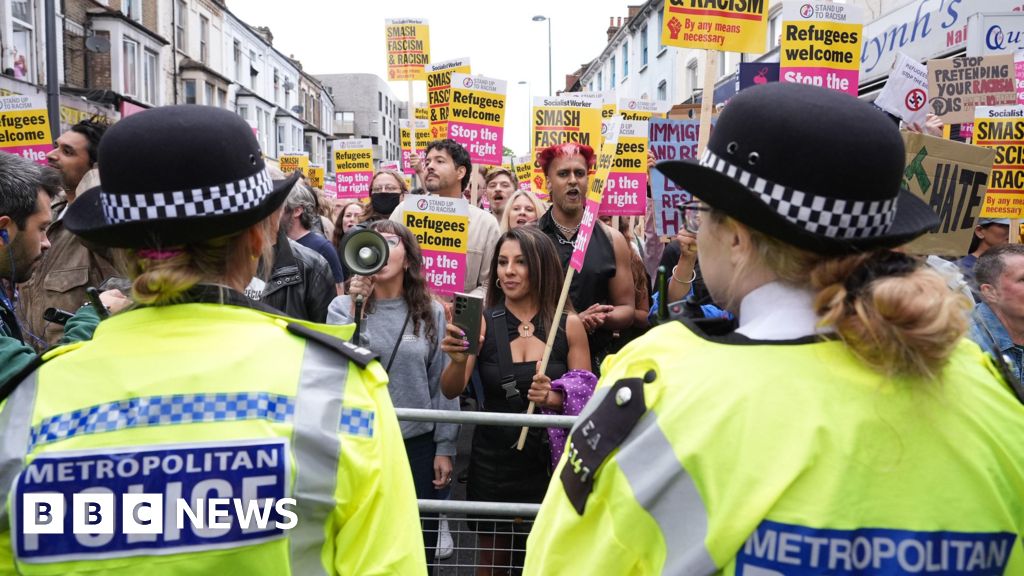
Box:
[255,26,274,45]
[628,5,643,19]
[607,16,620,41]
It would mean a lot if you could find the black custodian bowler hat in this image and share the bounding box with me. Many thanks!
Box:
[656,82,939,255]
[64,105,299,248]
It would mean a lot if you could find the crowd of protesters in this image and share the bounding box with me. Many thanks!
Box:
[1,97,1023,575]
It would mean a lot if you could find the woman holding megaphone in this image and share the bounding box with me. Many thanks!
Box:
[327,220,458,564]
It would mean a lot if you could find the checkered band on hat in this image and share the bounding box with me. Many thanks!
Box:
[101,169,274,224]
[699,150,896,239]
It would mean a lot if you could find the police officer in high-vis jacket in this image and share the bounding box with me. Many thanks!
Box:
[524,83,1024,575]
[0,106,426,575]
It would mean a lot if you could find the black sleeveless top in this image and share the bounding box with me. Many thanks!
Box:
[468,305,570,503]
[538,209,616,356]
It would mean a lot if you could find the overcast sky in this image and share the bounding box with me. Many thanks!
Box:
[229,0,635,156]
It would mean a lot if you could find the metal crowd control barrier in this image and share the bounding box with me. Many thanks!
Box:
[395,408,577,575]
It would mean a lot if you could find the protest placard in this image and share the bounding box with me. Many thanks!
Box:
[513,154,532,192]
[426,58,471,140]
[571,120,620,272]
[400,119,431,175]
[415,106,429,120]
[900,132,996,255]
[780,1,863,96]
[928,55,1016,125]
[308,165,325,189]
[599,120,648,217]
[279,152,309,176]
[1016,52,1024,105]
[617,98,670,121]
[381,160,413,190]
[324,179,339,199]
[398,195,469,296]
[660,0,769,53]
[738,62,779,90]
[531,95,602,196]
[602,92,617,120]
[649,118,714,236]
[874,52,929,126]
[385,18,429,81]
[0,95,52,165]
[334,139,374,200]
[974,106,1024,218]
[448,73,506,166]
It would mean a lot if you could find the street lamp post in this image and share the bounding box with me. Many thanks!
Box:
[533,15,552,96]
[518,80,531,154]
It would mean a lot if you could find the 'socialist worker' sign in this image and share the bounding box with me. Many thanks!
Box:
[780,1,864,96]
[660,0,769,53]
[974,106,1024,218]
[385,18,430,81]
[0,95,52,165]
[279,153,309,176]
[448,73,506,166]
[308,165,324,189]
[334,139,374,200]
[571,120,621,272]
[400,196,469,296]
[400,119,431,175]
[426,58,471,140]
[531,95,603,196]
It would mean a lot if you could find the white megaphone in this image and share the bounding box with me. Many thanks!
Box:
[340,226,390,343]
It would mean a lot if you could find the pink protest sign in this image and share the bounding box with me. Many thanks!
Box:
[570,122,619,272]
[0,95,52,165]
[1016,53,1024,105]
[334,138,373,200]
[398,196,469,296]
[599,120,648,216]
[447,74,506,166]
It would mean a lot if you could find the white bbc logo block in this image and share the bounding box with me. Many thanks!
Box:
[22,493,64,534]
[122,493,163,534]
[72,493,114,535]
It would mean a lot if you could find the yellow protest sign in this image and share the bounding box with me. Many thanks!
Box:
[780,1,863,96]
[427,58,471,140]
[400,119,431,175]
[531,95,603,196]
[661,0,769,53]
[618,98,670,121]
[0,95,52,164]
[602,92,617,120]
[279,153,309,176]
[415,106,429,120]
[386,18,429,81]
[334,139,374,200]
[974,106,1024,218]
[448,74,506,166]
[571,120,621,272]
[308,165,325,189]
[399,196,470,296]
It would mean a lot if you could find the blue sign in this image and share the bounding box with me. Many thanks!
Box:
[15,440,289,562]
[739,63,780,91]
[738,520,1016,575]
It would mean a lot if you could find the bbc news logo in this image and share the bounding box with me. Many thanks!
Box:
[23,494,298,536]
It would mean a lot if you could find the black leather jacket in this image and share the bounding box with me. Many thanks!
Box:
[256,235,335,323]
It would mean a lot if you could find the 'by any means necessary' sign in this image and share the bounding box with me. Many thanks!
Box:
[660,0,768,53]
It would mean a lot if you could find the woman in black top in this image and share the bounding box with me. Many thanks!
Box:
[441,226,590,574]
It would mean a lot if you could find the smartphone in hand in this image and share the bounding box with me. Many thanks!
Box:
[452,292,483,355]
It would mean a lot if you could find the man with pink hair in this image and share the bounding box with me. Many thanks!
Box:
[537,143,635,371]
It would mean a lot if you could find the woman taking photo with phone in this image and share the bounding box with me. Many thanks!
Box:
[326,219,457,563]
[441,226,590,574]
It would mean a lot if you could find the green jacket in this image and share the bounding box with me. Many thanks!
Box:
[0,305,101,387]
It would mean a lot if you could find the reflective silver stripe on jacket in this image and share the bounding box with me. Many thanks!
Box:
[0,373,39,533]
[289,341,350,575]
[615,411,717,576]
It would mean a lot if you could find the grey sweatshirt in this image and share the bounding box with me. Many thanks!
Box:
[328,295,459,456]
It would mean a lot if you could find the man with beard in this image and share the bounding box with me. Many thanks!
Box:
[483,167,517,221]
[537,143,635,370]
[17,118,118,350]
[0,154,61,344]
[391,139,500,298]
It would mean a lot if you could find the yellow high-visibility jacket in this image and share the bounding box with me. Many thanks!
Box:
[0,299,425,575]
[525,320,1024,575]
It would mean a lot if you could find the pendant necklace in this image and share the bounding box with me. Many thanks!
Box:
[518,319,535,339]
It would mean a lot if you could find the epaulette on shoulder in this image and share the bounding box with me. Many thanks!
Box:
[286,322,379,369]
